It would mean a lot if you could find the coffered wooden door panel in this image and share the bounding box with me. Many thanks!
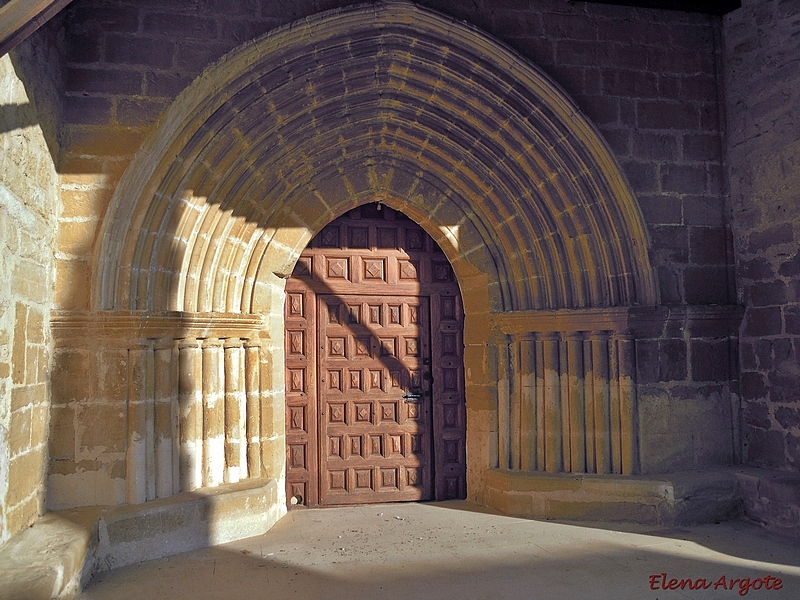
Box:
[285,203,465,507]
[318,295,432,504]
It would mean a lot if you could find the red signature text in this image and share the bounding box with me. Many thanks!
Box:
[648,573,783,596]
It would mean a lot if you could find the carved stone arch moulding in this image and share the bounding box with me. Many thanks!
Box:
[60,0,678,518]
[93,0,656,314]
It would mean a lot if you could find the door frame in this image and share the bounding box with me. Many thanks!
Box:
[284,204,466,508]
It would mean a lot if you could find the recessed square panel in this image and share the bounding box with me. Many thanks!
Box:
[370,435,383,457]
[390,370,401,388]
[328,403,346,423]
[355,402,371,423]
[290,482,306,506]
[377,227,397,249]
[369,370,383,391]
[444,439,459,464]
[288,444,305,469]
[405,337,419,356]
[349,370,362,391]
[441,296,456,319]
[409,304,418,324]
[328,337,346,358]
[320,226,340,248]
[409,370,421,388]
[348,226,369,249]
[347,304,361,324]
[443,368,459,391]
[380,402,397,423]
[288,368,304,393]
[328,370,342,391]
[389,305,401,324]
[388,434,403,456]
[433,261,453,281]
[350,435,362,458]
[363,258,385,281]
[368,305,381,325]
[411,434,422,453]
[406,228,424,250]
[329,470,346,491]
[442,332,457,356]
[445,477,460,499]
[291,257,312,278]
[379,338,396,356]
[327,257,348,280]
[287,330,304,355]
[399,259,419,280]
[287,293,304,317]
[329,436,343,459]
[327,303,341,324]
[288,405,305,432]
[354,337,371,358]
[406,467,421,487]
[443,404,458,428]
[380,468,398,489]
[355,469,372,490]
[408,403,420,421]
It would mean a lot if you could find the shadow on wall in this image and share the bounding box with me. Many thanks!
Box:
[7,29,64,164]
[0,102,39,134]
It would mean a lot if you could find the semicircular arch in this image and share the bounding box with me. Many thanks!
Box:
[93,1,657,314]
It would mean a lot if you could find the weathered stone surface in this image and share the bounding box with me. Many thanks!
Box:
[483,469,740,526]
[0,1,796,582]
[726,0,800,473]
[0,32,60,542]
[733,466,800,537]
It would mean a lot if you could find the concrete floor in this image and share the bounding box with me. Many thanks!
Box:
[77,502,800,600]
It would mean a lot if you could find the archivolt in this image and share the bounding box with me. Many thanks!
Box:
[93,0,656,313]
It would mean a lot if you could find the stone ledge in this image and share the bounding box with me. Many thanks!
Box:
[483,469,742,525]
[0,511,94,600]
[0,478,284,600]
[730,466,800,539]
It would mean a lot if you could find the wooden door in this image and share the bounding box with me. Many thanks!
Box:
[285,203,465,507]
[318,295,432,504]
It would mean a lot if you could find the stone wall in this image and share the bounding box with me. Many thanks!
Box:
[46,0,743,509]
[724,0,800,472]
[57,0,730,310]
[0,24,63,542]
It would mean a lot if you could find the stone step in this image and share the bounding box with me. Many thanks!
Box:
[732,466,800,539]
[0,478,282,600]
[483,469,742,526]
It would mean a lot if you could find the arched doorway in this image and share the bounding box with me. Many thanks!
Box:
[76,1,659,522]
[285,203,466,508]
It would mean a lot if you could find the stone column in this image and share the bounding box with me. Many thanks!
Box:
[179,338,203,491]
[126,343,153,504]
[566,333,586,473]
[496,337,511,470]
[202,338,225,487]
[518,336,536,472]
[224,339,245,483]
[609,337,622,474]
[541,334,562,472]
[245,342,262,478]
[558,335,571,471]
[509,338,522,470]
[590,332,611,474]
[582,334,596,474]
[534,334,546,471]
[154,339,177,498]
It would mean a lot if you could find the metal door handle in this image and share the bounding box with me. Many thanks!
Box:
[403,389,423,402]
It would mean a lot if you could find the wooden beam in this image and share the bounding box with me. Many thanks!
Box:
[0,0,74,57]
